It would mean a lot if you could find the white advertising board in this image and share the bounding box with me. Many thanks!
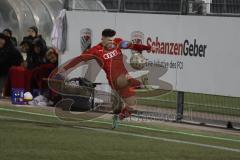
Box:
[63,11,240,97]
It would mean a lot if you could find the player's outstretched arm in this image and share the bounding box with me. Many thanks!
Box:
[63,49,95,71]
[50,48,95,80]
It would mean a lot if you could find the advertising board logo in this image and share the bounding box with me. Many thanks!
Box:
[80,28,92,52]
[147,37,207,58]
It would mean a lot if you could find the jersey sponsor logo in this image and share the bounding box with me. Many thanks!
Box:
[103,50,119,59]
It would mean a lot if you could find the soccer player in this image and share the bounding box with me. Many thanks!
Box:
[56,29,151,128]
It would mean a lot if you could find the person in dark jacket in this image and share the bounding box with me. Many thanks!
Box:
[0,33,23,75]
[22,26,38,42]
[32,37,48,65]
[3,28,18,47]
[0,33,23,96]
[21,26,46,46]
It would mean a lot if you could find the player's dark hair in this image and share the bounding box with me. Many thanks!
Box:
[102,29,116,37]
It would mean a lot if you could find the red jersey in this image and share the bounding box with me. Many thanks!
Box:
[64,38,150,87]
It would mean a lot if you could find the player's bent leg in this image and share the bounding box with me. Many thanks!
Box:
[112,78,138,122]
[128,78,142,88]
[116,74,144,89]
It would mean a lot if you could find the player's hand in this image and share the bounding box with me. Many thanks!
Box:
[120,41,132,49]
[58,67,66,74]
[53,67,67,80]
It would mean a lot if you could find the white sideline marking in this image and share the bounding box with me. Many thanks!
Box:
[0,115,240,153]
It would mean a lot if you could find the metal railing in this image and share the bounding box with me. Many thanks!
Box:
[137,92,240,129]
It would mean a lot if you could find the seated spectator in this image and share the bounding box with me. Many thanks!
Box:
[46,48,58,66]
[3,28,18,46]
[31,48,58,90]
[20,39,39,70]
[4,47,58,99]
[0,33,23,97]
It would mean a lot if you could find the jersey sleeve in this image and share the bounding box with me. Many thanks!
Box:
[130,44,151,52]
[63,48,96,70]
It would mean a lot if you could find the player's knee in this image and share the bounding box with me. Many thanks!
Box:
[116,74,129,88]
